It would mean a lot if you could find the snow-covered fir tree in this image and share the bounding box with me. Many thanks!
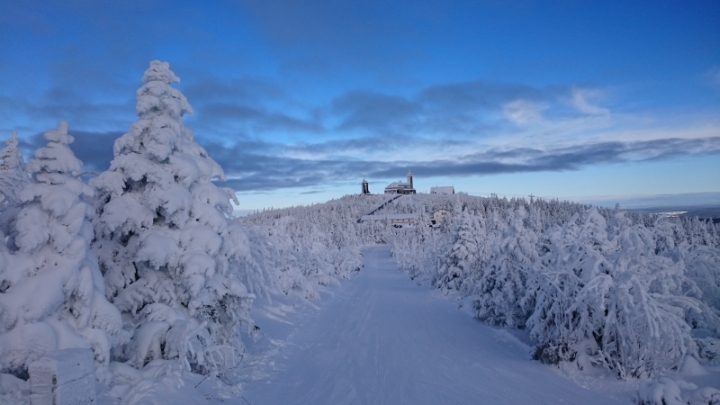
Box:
[0,131,27,191]
[0,122,124,382]
[91,61,253,373]
[474,205,538,328]
[0,131,29,236]
[437,208,482,294]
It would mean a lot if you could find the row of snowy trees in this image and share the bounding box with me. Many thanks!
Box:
[242,190,720,379]
[0,61,363,399]
[388,195,720,379]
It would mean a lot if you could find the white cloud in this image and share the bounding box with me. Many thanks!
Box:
[502,99,547,125]
[570,87,610,116]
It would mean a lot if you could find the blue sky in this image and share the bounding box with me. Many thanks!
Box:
[1,0,719,211]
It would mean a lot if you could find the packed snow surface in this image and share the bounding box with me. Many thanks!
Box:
[242,245,630,405]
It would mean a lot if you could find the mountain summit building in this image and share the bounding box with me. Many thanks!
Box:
[384,171,416,194]
[361,179,370,195]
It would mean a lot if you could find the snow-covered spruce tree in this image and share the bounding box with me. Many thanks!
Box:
[91,61,253,373]
[0,122,124,382]
[0,131,30,237]
[473,205,537,328]
[437,208,482,294]
[0,131,28,196]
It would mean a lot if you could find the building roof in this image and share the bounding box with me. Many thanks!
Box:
[430,186,455,194]
[385,181,412,189]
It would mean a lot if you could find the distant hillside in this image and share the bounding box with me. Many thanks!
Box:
[629,205,720,223]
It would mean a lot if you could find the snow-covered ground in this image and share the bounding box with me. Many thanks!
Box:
[240,245,634,405]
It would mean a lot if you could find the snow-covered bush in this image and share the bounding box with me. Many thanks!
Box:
[636,377,685,405]
[636,377,720,405]
[387,195,720,379]
[241,194,388,299]
[0,122,124,382]
[91,61,254,374]
[474,205,538,329]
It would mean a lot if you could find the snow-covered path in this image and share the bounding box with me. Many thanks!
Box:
[241,245,630,405]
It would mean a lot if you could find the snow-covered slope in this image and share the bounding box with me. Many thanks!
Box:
[242,245,632,405]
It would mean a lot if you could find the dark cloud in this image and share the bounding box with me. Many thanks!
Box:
[182,78,284,104]
[24,100,134,132]
[198,104,265,121]
[66,130,122,171]
[185,79,559,139]
[16,122,718,193]
[287,135,414,155]
[634,137,720,161]
[331,91,423,132]
[418,81,553,111]
[196,103,324,134]
[20,130,121,172]
[322,81,576,136]
[211,136,720,192]
[217,157,369,191]
[285,135,475,157]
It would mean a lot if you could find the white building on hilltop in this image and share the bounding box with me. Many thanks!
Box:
[384,171,416,194]
[430,186,454,195]
[432,209,452,226]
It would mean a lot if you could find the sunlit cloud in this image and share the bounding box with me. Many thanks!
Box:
[569,87,610,116]
[502,100,547,125]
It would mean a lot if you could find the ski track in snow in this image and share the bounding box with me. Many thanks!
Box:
[241,245,631,405]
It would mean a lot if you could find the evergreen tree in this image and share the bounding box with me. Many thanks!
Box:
[0,131,29,235]
[474,205,537,328]
[437,208,481,294]
[0,122,124,382]
[91,61,253,373]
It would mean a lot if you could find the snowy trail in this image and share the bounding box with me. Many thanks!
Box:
[241,245,630,405]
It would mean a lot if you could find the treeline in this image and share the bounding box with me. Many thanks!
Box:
[0,61,372,403]
[389,194,720,379]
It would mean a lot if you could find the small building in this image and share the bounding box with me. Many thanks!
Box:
[384,171,416,194]
[430,186,454,195]
[431,209,452,226]
[360,213,418,227]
